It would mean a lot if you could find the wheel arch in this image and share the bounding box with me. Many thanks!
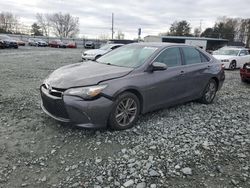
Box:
[211,77,219,90]
[113,88,144,114]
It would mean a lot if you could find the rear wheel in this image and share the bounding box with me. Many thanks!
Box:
[199,79,217,104]
[109,92,140,130]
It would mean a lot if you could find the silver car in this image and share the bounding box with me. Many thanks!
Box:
[82,43,124,60]
[41,43,225,130]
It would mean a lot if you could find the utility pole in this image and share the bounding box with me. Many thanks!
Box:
[199,19,202,37]
[111,13,114,39]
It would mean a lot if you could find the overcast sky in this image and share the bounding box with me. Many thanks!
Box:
[1,0,250,39]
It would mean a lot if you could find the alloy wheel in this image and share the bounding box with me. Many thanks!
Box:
[205,81,217,103]
[115,97,138,127]
[230,62,236,70]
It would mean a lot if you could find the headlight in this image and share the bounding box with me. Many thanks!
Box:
[221,59,229,62]
[64,85,107,99]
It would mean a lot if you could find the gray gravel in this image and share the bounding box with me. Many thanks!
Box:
[0,46,250,188]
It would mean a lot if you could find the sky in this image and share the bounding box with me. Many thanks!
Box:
[1,0,250,39]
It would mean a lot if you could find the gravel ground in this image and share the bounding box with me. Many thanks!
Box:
[0,46,249,188]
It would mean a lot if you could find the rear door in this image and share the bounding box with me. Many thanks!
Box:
[180,46,212,99]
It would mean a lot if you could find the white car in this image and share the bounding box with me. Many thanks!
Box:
[82,43,124,60]
[213,47,250,69]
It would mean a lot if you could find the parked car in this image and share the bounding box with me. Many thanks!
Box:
[84,41,95,49]
[13,38,25,46]
[67,41,77,48]
[240,62,250,82]
[28,38,37,46]
[40,43,225,130]
[49,40,67,48]
[0,35,18,49]
[82,43,124,60]
[28,38,47,47]
[37,40,48,47]
[213,46,250,69]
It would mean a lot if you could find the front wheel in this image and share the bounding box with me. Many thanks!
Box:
[199,79,217,104]
[108,92,140,130]
[229,61,237,70]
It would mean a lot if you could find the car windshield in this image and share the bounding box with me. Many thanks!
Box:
[97,45,158,68]
[213,49,240,56]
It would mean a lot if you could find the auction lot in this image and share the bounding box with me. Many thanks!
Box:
[0,47,249,188]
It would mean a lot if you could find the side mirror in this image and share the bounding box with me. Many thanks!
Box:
[239,53,245,56]
[151,62,167,71]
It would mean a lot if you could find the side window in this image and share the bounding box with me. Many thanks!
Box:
[182,47,202,65]
[111,45,120,50]
[200,52,210,62]
[154,47,182,67]
[240,50,249,56]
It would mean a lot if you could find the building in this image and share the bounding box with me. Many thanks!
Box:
[144,35,228,51]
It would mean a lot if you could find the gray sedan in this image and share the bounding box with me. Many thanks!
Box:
[40,43,225,130]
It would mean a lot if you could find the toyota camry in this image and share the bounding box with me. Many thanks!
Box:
[40,43,225,130]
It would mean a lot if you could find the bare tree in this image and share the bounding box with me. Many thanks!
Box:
[0,12,19,33]
[36,13,50,36]
[193,27,201,37]
[48,12,79,38]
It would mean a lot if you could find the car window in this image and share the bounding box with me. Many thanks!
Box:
[111,45,121,50]
[97,45,158,68]
[200,52,210,62]
[182,47,202,65]
[154,47,182,67]
[240,50,249,56]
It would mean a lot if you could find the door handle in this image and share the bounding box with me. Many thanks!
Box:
[180,70,185,75]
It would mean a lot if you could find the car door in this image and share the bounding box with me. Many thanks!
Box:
[143,47,188,110]
[180,46,212,99]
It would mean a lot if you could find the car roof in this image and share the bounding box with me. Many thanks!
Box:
[127,42,192,48]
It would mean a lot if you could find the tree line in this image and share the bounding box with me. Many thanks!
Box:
[160,17,250,46]
[1,11,250,46]
[0,12,79,38]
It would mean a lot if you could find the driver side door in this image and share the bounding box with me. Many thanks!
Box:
[143,47,188,111]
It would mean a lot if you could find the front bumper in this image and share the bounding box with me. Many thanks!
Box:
[40,85,114,128]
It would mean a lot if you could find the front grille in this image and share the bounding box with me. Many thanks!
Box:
[41,86,69,119]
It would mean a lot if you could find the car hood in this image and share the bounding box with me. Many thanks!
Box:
[84,49,109,55]
[44,61,133,89]
[213,55,236,60]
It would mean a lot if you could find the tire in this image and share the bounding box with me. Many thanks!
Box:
[108,92,140,130]
[199,79,218,104]
[229,61,237,70]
